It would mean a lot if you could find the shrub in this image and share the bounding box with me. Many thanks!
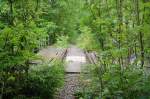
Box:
[78,64,150,99]
[55,36,69,48]
[77,26,100,51]
[22,60,65,99]
[1,60,65,99]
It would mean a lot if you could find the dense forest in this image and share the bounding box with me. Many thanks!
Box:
[0,0,150,99]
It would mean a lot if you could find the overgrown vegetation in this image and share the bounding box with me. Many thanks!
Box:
[1,60,64,99]
[0,0,150,98]
[77,63,150,98]
[75,0,150,98]
[77,26,100,51]
[0,1,67,98]
[55,36,69,48]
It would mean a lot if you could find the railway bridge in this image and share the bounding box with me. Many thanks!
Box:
[35,45,97,99]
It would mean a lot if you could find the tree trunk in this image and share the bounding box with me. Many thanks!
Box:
[135,0,145,68]
[8,0,14,25]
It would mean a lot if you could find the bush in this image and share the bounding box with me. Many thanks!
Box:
[23,61,65,99]
[77,26,100,51]
[0,60,65,99]
[55,36,69,48]
[78,64,150,99]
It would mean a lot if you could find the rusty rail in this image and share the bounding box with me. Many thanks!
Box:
[50,48,68,62]
[29,48,68,65]
[84,51,97,64]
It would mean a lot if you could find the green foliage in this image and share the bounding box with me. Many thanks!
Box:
[0,60,65,99]
[77,26,100,51]
[75,1,150,98]
[0,0,150,98]
[24,60,65,99]
[78,64,150,99]
[55,36,69,48]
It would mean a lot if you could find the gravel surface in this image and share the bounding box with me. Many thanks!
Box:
[57,74,80,99]
[57,45,86,99]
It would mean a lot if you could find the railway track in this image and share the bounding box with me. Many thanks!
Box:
[50,48,68,62]
[29,48,68,65]
[29,46,98,99]
[85,51,97,64]
[57,49,97,99]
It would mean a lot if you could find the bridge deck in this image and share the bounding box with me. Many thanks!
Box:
[65,45,87,73]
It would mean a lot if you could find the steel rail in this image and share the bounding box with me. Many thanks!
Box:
[84,51,97,64]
